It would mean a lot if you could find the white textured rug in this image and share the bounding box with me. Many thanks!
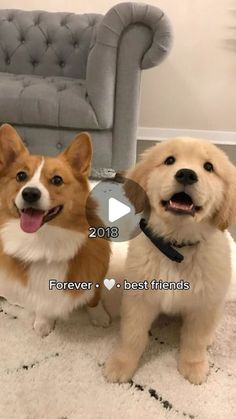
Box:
[0,240,236,419]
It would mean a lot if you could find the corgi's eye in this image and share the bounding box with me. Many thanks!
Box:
[50,175,63,186]
[164,156,176,165]
[203,162,214,172]
[16,171,28,182]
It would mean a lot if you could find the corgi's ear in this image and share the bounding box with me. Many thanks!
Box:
[0,124,28,171]
[213,166,236,230]
[60,132,92,176]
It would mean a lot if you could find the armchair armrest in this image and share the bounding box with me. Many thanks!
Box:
[86,2,173,130]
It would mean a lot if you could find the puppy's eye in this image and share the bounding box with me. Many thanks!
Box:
[164,156,176,165]
[203,162,214,172]
[50,175,63,186]
[16,171,28,182]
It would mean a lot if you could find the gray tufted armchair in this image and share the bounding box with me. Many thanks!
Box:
[0,2,172,174]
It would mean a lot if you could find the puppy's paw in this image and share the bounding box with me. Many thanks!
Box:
[87,301,111,328]
[33,318,55,338]
[90,311,111,328]
[178,357,209,385]
[104,351,137,383]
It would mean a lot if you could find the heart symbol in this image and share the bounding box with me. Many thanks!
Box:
[103,278,116,291]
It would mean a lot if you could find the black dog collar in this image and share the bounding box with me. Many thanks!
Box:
[139,218,200,263]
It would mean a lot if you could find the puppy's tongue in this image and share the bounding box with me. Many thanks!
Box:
[20,209,45,233]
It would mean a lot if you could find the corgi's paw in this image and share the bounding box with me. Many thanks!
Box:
[33,317,55,338]
[178,356,209,385]
[87,301,111,328]
[104,350,137,383]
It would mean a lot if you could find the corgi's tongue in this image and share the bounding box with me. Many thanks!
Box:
[20,208,45,233]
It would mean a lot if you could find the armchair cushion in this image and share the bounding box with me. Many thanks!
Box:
[0,72,99,129]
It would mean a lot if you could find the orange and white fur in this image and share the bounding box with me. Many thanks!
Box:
[105,137,236,385]
[0,124,111,337]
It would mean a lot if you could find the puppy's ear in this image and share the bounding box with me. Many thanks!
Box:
[60,132,92,176]
[213,166,236,231]
[0,124,28,171]
[124,157,151,214]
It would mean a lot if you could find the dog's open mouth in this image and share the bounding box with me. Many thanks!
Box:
[19,205,63,233]
[161,192,201,216]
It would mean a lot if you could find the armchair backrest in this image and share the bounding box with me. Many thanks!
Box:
[0,9,102,79]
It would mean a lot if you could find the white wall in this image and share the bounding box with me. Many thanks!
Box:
[0,0,235,132]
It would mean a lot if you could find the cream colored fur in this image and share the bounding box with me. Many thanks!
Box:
[104,137,236,385]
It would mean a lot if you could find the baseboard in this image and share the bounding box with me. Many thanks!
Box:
[137,127,236,146]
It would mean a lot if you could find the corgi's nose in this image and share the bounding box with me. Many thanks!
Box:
[22,187,41,203]
[175,169,198,185]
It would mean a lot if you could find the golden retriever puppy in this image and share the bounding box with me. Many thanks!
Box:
[104,137,236,385]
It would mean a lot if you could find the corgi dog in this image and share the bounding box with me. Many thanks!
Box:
[0,124,111,337]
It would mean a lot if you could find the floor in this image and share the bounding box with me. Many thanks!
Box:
[0,240,236,419]
[1,297,235,419]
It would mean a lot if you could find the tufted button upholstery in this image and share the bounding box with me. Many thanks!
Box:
[0,10,102,79]
[56,142,62,150]
[0,72,99,129]
[57,83,66,91]
[0,4,172,170]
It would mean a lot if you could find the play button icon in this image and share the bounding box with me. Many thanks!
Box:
[86,176,150,242]
[108,197,131,222]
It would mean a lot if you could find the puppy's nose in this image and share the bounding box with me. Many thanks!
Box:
[175,169,198,185]
[22,187,41,203]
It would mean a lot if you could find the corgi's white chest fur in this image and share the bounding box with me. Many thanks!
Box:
[0,219,86,263]
[0,220,94,317]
